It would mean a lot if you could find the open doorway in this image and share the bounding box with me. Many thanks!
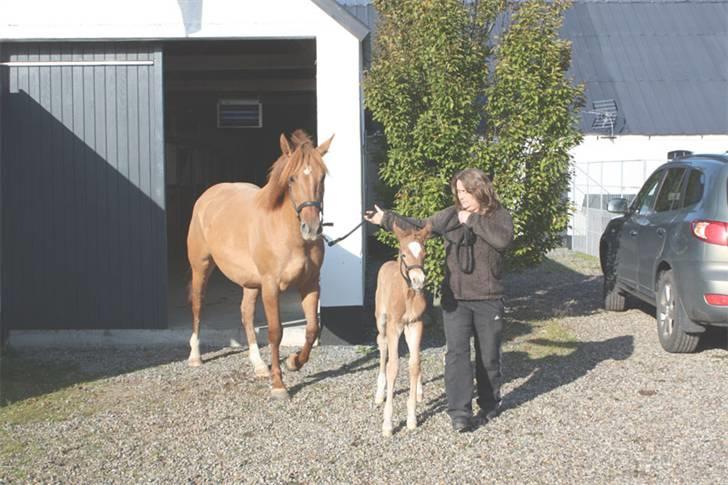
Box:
[163,39,316,338]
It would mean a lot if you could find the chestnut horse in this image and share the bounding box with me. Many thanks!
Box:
[374,222,432,436]
[186,130,333,399]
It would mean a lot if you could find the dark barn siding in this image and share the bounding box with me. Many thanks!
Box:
[1,42,166,330]
[0,44,4,345]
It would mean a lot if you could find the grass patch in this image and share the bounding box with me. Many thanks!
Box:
[569,251,599,265]
[1,348,92,404]
[0,382,107,425]
[0,349,124,426]
[545,248,601,275]
[516,319,577,360]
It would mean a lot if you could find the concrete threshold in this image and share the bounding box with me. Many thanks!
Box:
[7,319,309,350]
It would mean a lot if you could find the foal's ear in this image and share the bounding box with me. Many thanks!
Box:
[417,222,433,241]
[317,134,335,156]
[280,133,293,156]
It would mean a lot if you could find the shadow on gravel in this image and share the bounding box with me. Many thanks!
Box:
[505,258,603,322]
[286,351,379,399]
[0,345,193,405]
[502,335,634,412]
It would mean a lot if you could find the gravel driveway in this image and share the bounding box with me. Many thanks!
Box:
[1,249,726,483]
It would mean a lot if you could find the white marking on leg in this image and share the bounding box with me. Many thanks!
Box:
[375,372,386,405]
[188,333,201,366]
[248,343,269,376]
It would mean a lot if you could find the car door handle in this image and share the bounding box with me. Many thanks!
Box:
[656,228,666,238]
[629,230,638,237]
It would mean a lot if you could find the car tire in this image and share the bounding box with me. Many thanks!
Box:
[656,270,700,353]
[603,271,627,312]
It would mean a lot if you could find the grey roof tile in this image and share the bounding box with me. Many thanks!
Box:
[345,0,727,135]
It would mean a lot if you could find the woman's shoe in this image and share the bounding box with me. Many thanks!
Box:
[473,403,501,428]
[451,417,471,433]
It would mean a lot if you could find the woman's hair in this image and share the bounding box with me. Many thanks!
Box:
[450,168,499,215]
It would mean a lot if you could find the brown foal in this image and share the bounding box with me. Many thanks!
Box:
[374,222,432,436]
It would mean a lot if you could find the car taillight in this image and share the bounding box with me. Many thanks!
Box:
[691,220,728,246]
[704,294,728,306]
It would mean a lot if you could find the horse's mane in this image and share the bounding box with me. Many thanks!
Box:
[258,130,327,210]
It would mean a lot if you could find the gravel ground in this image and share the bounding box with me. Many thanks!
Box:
[1,249,726,484]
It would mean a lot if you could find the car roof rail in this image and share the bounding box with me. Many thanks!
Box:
[688,153,728,163]
[667,150,693,161]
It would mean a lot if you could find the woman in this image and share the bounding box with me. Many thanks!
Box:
[364,168,513,433]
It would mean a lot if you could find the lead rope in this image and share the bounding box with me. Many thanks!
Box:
[322,219,366,247]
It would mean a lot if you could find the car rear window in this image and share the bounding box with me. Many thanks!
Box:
[683,169,704,208]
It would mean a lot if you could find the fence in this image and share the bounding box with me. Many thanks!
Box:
[569,159,663,257]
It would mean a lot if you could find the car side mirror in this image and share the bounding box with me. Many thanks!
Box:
[607,198,629,214]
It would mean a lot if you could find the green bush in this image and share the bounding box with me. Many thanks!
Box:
[365,0,583,292]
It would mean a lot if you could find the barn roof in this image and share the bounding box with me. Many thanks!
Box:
[340,0,728,136]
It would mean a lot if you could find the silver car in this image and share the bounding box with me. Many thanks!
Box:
[600,152,728,353]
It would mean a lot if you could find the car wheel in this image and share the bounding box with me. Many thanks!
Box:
[603,270,626,312]
[656,270,700,353]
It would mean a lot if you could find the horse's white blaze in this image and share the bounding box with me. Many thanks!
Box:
[303,165,312,176]
[407,241,422,258]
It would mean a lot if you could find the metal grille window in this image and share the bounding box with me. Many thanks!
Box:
[217,99,263,128]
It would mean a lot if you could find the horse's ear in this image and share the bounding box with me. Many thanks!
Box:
[280,133,292,156]
[317,134,334,156]
[418,222,433,240]
[392,222,405,240]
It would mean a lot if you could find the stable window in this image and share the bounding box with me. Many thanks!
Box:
[217,99,263,128]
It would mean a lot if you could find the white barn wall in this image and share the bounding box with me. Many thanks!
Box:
[568,134,728,256]
[0,0,366,307]
[570,134,728,204]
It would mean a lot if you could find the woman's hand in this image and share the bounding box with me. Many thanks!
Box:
[458,210,473,224]
[364,204,385,225]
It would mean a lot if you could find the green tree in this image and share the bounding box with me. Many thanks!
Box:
[365,0,583,291]
[480,0,584,268]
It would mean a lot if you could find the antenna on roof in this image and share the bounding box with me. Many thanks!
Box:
[585,99,619,139]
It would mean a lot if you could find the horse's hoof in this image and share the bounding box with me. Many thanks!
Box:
[188,358,203,367]
[382,426,393,437]
[285,354,300,372]
[374,394,385,405]
[270,388,290,400]
[254,365,270,378]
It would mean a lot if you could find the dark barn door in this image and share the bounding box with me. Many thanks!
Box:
[1,42,166,330]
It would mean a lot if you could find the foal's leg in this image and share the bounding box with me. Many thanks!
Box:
[404,320,424,430]
[241,287,269,378]
[261,279,287,399]
[285,282,320,372]
[374,312,388,405]
[383,325,403,437]
[187,257,216,367]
